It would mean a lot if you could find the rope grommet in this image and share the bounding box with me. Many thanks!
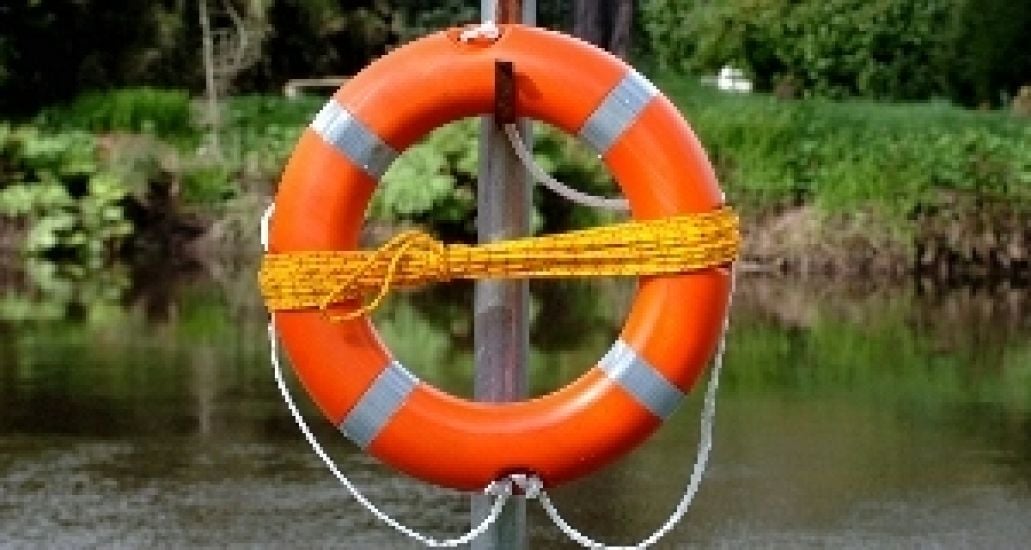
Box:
[459,21,501,43]
[509,474,543,499]
[484,478,515,497]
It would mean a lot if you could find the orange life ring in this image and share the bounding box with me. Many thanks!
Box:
[268,24,732,491]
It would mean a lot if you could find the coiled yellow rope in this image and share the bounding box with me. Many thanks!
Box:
[259,207,739,322]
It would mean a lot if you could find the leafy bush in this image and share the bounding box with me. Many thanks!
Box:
[373,120,478,228]
[393,0,479,43]
[945,0,1031,106]
[11,81,1028,267]
[369,118,618,236]
[642,0,954,100]
[657,76,1031,218]
[640,0,707,74]
[181,165,237,205]
[0,127,133,262]
[218,88,1028,241]
[219,95,314,182]
[36,88,193,137]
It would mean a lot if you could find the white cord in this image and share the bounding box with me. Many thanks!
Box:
[503,124,630,212]
[262,204,511,548]
[260,202,275,251]
[530,266,736,549]
[460,0,503,42]
[267,321,511,547]
[459,20,501,42]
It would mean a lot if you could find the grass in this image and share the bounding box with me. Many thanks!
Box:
[34,88,194,137]
[654,75,1031,218]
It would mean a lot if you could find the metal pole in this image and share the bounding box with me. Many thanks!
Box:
[472,2,535,549]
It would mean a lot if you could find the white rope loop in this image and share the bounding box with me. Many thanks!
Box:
[260,202,275,251]
[459,0,503,43]
[263,204,510,548]
[527,267,735,549]
[268,320,512,548]
[503,124,631,212]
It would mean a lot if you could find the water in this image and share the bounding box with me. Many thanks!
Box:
[1,264,1029,548]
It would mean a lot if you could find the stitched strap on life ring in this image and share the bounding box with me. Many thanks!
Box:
[259,207,739,320]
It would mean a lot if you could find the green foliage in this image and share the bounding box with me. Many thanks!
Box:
[219,95,316,178]
[639,0,706,74]
[2,1,1028,114]
[225,95,323,131]
[371,120,478,230]
[0,127,133,262]
[641,0,988,102]
[0,1,197,115]
[374,122,475,225]
[181,165,237,205]
[368,118,618,235]
[946,0,1031,106]
[657,76,1031,218]
[36,88,193,137]
[392,0,479,43]
[531,125,621,231]
[201,89,1031,243]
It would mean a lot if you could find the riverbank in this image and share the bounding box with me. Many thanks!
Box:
[1,78,1028,279]
[744,198,1029,282]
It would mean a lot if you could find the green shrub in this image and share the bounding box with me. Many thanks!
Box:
[0,127,134,262]
[642,0,954,100]
[235,87,1028,238]
[181,165,236,206]
[36,88,193,137]
[369,118,618,235]
[945,0,1031,106]
[219,95,314,180]
[657,76,1031,217]
[374,121,475,225]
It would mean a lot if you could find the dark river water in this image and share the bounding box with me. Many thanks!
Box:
[1,263,1029,548]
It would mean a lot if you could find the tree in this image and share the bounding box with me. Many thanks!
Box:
[0,0,204,115]
[946,0,1031,106]
[642,0,955,100]
[573,0,634,60]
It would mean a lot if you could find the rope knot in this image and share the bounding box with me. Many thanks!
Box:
[320,230,450,323]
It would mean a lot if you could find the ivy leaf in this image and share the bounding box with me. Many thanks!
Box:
[25,212,76,252]
[0,186,35,216]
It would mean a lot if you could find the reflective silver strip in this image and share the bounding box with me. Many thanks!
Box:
[578,70,660,154]
[339,361,419,449]
[599,339,684,419]
[310,100,398,180]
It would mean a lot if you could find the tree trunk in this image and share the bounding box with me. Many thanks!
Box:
[609,0,633,60]
[573,0,603,47]
[573,0,633,60]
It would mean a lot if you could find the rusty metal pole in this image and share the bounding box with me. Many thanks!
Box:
[471,1,535,549]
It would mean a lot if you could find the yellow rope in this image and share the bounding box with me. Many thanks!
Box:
[259,207,740,321]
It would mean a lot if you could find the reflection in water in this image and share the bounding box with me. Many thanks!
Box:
[1,265,1029,547]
